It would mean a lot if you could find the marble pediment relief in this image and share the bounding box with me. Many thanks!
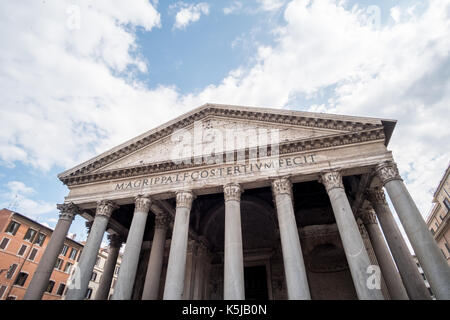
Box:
[92,116,345,173]
[58,103,393,186]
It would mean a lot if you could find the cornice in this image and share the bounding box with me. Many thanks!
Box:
[59,105,385,182]
[60,126,386,186]
[433,210,450,240]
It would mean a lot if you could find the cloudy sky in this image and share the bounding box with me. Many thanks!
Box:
[0,0,449,246]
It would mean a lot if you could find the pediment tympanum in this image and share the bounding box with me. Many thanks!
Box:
[93,116,344,173]
[58,104,394,186]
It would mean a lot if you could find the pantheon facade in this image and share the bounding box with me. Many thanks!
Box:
[24,104,450,300]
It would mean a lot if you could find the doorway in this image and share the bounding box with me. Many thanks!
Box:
[244,265,269,300]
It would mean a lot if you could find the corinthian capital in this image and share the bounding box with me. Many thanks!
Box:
[366,187,387,206]
[107,234,124,248]
[375,161,402,185]
[319,170,344,193]
[359,207,378,225]
[176,190,195,209]
[271,177,293,198]
[223,183,242,202]
[154,213,171,229]
[96,200,118,218]
[57,202,80,221]
[135,195,152,213]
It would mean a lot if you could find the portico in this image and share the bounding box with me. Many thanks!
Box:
[24,104,450,300]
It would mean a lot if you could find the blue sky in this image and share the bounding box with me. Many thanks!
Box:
[0,0,449,247]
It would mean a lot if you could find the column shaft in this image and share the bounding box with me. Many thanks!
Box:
[24,203,79,300]
[376,161,450,299]
[272,178,310,300]
[360,208,409,300]
[112,196,151,300]
[321,171,384,300]
[163,191,194,300]
[142,214,170,300]
[65,200,117,300]
[223,183,245,300]
[182,240,196,299]
[94,235,122,300]
[367,188,430,299]
[193,242,207,300]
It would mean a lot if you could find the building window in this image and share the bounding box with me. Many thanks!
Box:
[5,296,16,300]
[445,242,450,254]
[14,272,28,286]
[444,198,450,211]
[54,258,63,270]
[6,264,18,279]
[34,233,46,246]
[5,221,20,235]
[28,248,38,261]
[23,228,37,242]
[61,244,69,256]
[64,262,73,274]
[85,288,93,299]
[0,237,10,250]
[95,257,100,267]
[46,280,55,293]
[114,266,120,275]
[112,279,116,289]
[56,283,65,296]
[430,229,436,235]
[77,250,82,262]
[17,244,28,256]
[0,285,7,299]
[91,272,97,282]
[69,248,78,260]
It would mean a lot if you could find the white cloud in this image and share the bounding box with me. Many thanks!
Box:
[390,6,401,22]
[0,181,54,216]
[6,181,35,195]
[224,1,243,15]
[173,2,210,30]
[0,0,165,171]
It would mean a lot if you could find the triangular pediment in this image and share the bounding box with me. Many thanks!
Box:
[93,116,345,173]
[58,103,395,185]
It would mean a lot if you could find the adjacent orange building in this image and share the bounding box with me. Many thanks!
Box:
[426,164,450,265]
[0,208,83,300]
